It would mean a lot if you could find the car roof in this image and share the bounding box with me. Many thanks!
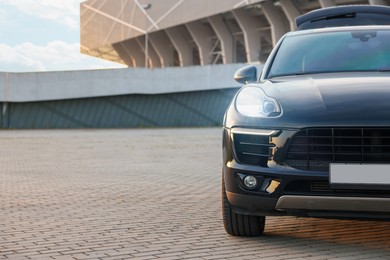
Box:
[296,5,390,30]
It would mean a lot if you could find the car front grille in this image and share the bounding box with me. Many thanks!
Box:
[233,133,275,167]
[284,128,390,171]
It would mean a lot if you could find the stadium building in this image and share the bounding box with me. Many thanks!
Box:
[80,0,388,68]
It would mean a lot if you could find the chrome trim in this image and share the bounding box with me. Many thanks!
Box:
[231,128,278,136]
[276,195,390,213]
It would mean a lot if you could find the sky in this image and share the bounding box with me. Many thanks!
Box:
[0,0,127,72]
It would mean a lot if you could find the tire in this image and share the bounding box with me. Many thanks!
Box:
[222,176,265,236]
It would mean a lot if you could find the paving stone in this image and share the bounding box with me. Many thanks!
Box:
[1,128,390,259]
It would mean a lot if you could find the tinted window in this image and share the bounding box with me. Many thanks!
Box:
[267,29,390,78]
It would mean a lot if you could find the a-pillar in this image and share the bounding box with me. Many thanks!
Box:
[165,27,192,67]
[261,0,289,46]
[208,14,234,64]
[186,21,214,65]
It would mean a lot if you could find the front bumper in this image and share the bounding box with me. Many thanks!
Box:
[223,127,390,218]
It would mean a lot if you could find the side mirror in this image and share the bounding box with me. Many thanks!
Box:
[234,65,257,84]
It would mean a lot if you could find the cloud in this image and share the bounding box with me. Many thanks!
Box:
[0,0,81,30]
[0,9,7,22]
[0,41,126,72]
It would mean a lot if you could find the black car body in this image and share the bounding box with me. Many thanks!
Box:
[222,6,390,236]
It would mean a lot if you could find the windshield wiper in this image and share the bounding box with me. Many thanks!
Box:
[268,72,316,79]
[268,70,389,78]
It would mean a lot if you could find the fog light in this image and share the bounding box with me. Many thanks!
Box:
[263,100,277,114]
[244,175,257,189]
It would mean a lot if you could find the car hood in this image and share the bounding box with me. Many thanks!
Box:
[227,72,390,128]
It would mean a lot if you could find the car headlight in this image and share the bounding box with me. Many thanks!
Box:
[235,87,281,117]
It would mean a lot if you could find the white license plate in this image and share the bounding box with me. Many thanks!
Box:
[330,164,390,186]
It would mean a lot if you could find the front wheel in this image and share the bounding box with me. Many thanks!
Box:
[222,177,265,236]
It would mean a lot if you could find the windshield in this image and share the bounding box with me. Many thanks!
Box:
[267,29,390,78]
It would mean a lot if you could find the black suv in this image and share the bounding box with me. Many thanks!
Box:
[222,5,390,236]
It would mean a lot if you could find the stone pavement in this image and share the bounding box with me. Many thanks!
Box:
[1,128,390,260]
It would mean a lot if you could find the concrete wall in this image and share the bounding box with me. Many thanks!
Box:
[0,63,247,102]
[0,64,256,129]
[0,88,239,129]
